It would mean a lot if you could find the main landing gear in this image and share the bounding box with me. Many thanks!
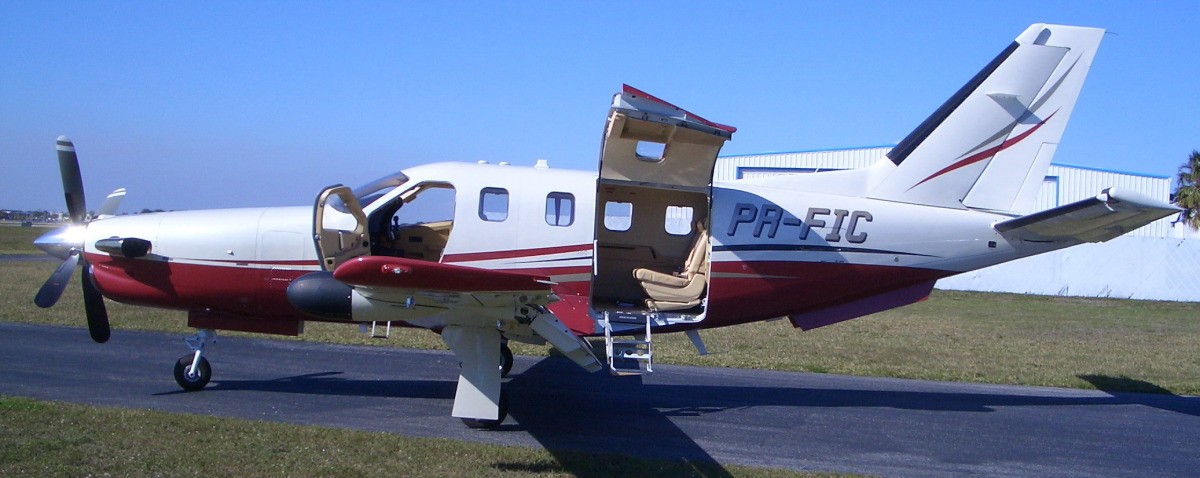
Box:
[461,341,514,430]
[461,389,509,430]
[173,328,215,391]
[500,341,514,378]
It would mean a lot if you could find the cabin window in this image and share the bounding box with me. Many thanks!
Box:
[665,205,694,235]
[603,201,633,231]
[546,192,574,227]
[635,140,666,162]
[479,188,509,222]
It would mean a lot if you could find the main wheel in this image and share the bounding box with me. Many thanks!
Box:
[500,343,514,378]
[173,355,211,391]
[461,389,509,430]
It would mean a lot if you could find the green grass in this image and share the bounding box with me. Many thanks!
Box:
[653,293,1200,394]
[5,260,1199,394]
[0,396,827,478]
[0,223,47,255]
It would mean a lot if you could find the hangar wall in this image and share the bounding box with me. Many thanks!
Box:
[716,147,1200,302]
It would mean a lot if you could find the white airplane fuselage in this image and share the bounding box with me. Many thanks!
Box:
[80,160,1042,336]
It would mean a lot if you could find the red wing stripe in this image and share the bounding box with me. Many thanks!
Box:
[909,110,1057,190]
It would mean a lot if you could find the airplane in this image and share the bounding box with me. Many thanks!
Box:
[32,23,1180,429]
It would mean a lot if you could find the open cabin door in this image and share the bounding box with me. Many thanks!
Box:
[591,85,734,321]
[313,185,370,271]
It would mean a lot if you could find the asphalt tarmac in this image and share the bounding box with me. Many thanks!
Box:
[1,321,1196,477]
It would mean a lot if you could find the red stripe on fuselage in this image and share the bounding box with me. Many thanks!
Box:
[191,259,321,267]
[86,252,594,328]
[703,260,951,329]
[442,244,592,263]
[86,253,311,320]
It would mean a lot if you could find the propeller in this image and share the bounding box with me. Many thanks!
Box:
[33,251,80,308]
[82,263,110,343]
[33,136,114,343]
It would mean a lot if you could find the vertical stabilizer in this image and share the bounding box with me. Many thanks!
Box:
[869,24,1105,213]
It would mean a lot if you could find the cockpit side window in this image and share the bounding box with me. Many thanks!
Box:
[368,182,456,261]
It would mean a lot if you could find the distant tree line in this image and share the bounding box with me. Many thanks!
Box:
[2,209,170,222]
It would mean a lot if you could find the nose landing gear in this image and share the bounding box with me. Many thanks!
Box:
[173,329,216,391]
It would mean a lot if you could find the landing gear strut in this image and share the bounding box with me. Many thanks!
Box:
[173,328,215,391]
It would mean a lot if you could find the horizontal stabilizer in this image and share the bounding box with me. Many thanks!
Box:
[994,188,1181,243]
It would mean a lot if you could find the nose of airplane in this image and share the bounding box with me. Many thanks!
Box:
[34,225,86,260]
[286,271,353,320]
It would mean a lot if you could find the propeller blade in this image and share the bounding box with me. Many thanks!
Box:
[96,188,126,218]
[34,253,80,308]
[57,135,87,223]
[81,263,110,343]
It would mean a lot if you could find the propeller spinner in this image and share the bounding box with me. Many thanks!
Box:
[33,136,115,343]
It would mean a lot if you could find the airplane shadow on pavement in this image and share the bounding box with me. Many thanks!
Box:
[152,353,1200,477]
[504,358,736,478]
[157,371,458,400]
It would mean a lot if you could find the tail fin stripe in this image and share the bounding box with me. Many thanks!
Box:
[907,109,1058,190]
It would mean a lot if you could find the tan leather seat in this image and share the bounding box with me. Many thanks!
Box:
[632,224,709,311]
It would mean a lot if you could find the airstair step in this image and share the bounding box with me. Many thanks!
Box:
[602,311,653,375]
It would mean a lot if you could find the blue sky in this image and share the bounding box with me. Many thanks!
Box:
[2,1,1196,212]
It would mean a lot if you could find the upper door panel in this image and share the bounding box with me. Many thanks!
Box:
[598,85,735,192]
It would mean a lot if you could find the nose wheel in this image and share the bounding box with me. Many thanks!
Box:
[174,355,211,391]
[173,328,216,391]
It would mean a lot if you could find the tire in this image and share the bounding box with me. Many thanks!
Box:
[173,355,211,391]
[460,389,508,430]
[500,343,514,378]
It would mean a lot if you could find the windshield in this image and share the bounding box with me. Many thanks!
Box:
[352,171,410,209]
[325,171,410,213]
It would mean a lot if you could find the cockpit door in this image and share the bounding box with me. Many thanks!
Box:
[590,85,735,316]
[312,185,370,271]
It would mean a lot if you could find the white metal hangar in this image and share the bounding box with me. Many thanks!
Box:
[716,146,1200,302]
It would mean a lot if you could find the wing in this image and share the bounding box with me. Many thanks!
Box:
[332,255,557,317]
[331,255,600,424]
[995,187,1181,243]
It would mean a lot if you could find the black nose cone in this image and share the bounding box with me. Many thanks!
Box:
[286,271,352,320]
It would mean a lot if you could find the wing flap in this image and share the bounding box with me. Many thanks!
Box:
[995,187,1180,242]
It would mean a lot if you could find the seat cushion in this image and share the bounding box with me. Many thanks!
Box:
[632,268,690,287]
